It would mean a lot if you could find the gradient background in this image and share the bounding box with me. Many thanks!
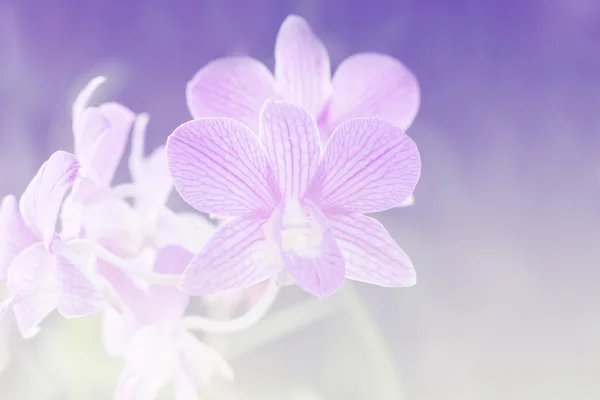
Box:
[1,0,599,399]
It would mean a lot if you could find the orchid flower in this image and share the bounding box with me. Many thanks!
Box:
[186,15,418,207]
[61,76,135,240]
[0,151,109,337]
[167,101,420,298]
[101,246,233,399]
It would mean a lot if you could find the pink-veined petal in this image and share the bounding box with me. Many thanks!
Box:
[18,151,80,248]
[276,202,345,298]
[55,253,106,318]
[6,243,58,338]
[187,56,277,133]
[275,15,332,116]
[167,118,279,217]
[307,118,421,214]
[0,195,38,279]
[259,101,321,199]
[180,217,277,295]
[327,214,416,286]
[325,53,420,135]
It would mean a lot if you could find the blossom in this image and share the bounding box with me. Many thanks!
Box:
[101,246,233,399]
[167,101,420,298]
[186,15,418,208]
[60,76,135,240]
[0,151,107,337]
[186,15,419,139]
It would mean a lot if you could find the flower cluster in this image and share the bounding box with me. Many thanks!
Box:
[0,15,421,399]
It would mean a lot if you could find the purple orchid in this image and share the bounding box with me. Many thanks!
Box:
[0,151,107,337]
[100,246,232,399]
[187,15,418,208]
[187,15,419,138]
[167,100,421,298]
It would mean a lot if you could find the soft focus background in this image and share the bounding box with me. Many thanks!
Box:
[1,0,600,399]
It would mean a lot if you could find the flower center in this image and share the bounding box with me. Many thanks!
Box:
[263,200,323,266]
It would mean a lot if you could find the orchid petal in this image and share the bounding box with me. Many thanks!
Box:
[99,247,190,325]
[129,114,173,208]
[325,53,420,135]
[275,15,332,116]
[307,118,421,214]
[55,252,106,318]
[399,193,415,207]
[327,214,416,286]
[259,101,321,199]
[278,203,345,298]
[6,243,58,338]
[187,56,277,133]
[167,118,279,217]
[114,326,173,400]
[145,246,191,323]
[13,291,58,339]
[0,195,38,279]
[73,107,109,167]
[93,103,135,187]
[82,198,143,256]
[19,151,79,248]
[72,76,106,124]
[178,331,234,385]
[102,307,139,357]
[180,217,276,295]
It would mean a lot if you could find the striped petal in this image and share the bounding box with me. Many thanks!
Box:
[180,217,277,295]
[327,214,416,287]
[19,151,80,248]
[275,15,332,116]
[187,56,277,133]
[0,195,38,279]
[55,252,106,318]
[167,118,279,217]
[307,118,421,214]
[325,53,420,136]
[259,101,321,199]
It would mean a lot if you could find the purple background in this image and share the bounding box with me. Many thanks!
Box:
[1,0,600,399]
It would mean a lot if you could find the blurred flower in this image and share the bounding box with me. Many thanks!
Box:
[101,246,233,399]
[167,101,420,298]
[61,77,135,240]
[187,15,420,139]
[0,151,108,338]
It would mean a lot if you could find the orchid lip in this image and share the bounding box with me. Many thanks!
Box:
[263,199,324,266]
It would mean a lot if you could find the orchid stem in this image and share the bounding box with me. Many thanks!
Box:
[68,239,180,287]
[111,183,140,200]
[184,279,280,333]
[222,296,338,359]
[338,283,404,399]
